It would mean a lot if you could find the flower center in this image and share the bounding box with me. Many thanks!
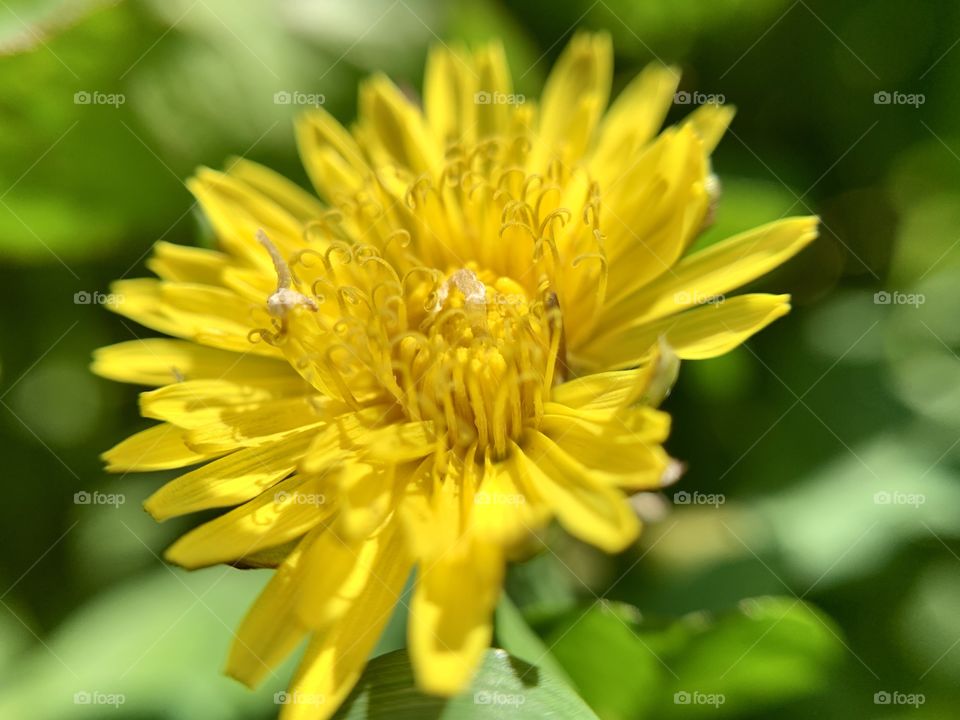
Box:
[254,232,564,460]
[397,266,562,457]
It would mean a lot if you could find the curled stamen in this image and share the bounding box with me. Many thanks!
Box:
[538,208,571,240]
[521,173,543,202]
[247,326,281,346]
[534,184,562,223]
[500,221,538,245]
[572,251,609,309]
[404,176,436,210]
[460,170,488,199]
[500,199,536,227]
[309,277,334,305]
[402,266,442,296]
[383,229,412,251]
[357,254,402,286]
[322,242,353,275]
[257,229,318,317]
[336,286,373,318]
[288,248,325,286]
[532,235,560,267]
[353,244,380,262]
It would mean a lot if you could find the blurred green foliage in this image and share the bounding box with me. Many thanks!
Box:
[2,0,960,718]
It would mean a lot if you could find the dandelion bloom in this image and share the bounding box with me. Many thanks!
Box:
[94,32,817,718]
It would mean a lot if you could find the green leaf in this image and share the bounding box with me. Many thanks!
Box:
[0,566,291,719]
[494,593,573,687]
[333,648,600,720]
[545,597,842,720]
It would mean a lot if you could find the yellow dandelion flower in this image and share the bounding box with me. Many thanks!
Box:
[94,32,817,718]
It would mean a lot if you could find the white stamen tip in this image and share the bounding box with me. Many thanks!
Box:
[431,268,487,312]
[267,287,318,317]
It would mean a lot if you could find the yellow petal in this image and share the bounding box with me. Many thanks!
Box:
[602,216,818,330]
[164,473,333,569]
[298,405,402,474]
[395,458,458,561]
[469,451,548,548]
[683,102,736,155]
[296,515,407,630]
[144,427,316,521]
[514,434,640,552]
[106,279,282,358]
[335,462,403,540]
[146,241,229,285]
[279,530,411,720]
[225,156,326,223]
[185,396,323,453]
[295,108,370,201]
[579,294,792,369]
[530,32,612,168]
[550,355,664,411]
[91,339,291,386]
[358,74,442,175]
[424,43,475,147]
[410,536,503,696]
[474,41,514,139]
[226,535,314,688]
[539,406,670,489]
[187,168,302,268]
[352,420,438,463]
[598,125,709,312]
[139,378,308,429]
[101,423,222,472]
[590,63,680,183]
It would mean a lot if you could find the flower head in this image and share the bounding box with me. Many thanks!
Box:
[94,32,817,718]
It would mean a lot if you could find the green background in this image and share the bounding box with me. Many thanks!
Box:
[1,0,958,717]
